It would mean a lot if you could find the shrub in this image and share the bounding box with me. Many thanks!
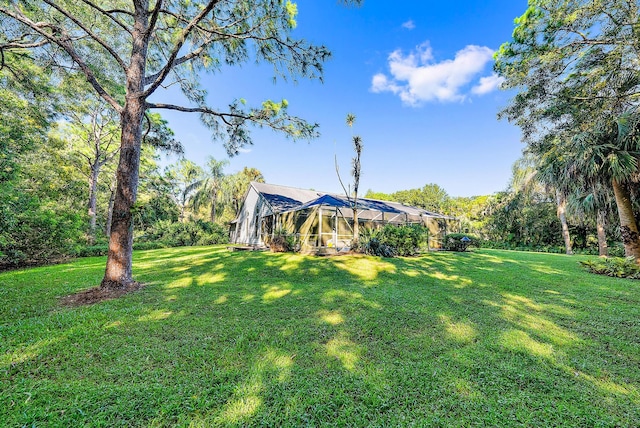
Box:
[265,228,297,252]
[357,228,396,257]
[444,233,479,252]
[73,245,109,258]
[357,224,428,257]
[580,257,640,279]
[133,241,166,251]
[139,220,228,247]
[0,195,84,267]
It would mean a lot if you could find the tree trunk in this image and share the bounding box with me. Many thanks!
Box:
[101,3,149,289]
[612,179,640,262]
[179,201,186,223]
[352,207,359,246]
[101,100,144,289]
[210,188,217,223]
[555,189,573,255]
[106,184,116,237]
[596,207,608,257]
[87,163,100,245]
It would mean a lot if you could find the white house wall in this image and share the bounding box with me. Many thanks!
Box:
[231,186,273,246]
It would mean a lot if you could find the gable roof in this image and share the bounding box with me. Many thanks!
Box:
[297,194,404,214]
[251,182,321,213]
[250,182,453,219]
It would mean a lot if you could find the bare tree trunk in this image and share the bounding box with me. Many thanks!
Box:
[101,3,149,289]
[87,163,100,245]
[596,207,608,257]
[555,189,573,255]
[210,189,217,223]
[179,202,186,223]
[106,183,116,237]
[612,179,640,262]
[352,207,359,246]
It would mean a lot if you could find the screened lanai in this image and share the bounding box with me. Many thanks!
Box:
[261,193,456,252]
[230,182,457,252]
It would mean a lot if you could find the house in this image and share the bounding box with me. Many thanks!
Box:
[229,182,457,252]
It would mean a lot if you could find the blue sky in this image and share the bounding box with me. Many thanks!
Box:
[155,1,528,197]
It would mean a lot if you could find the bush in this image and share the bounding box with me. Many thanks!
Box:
[0,194,84,267]
[580,257,640,279]
[133,241,166,251]
[265,228,297,252]
[73,245,109,258]
[357,228,396,257]
[444,233,480,252]
[357,224,428,257]
[140,220,228,247]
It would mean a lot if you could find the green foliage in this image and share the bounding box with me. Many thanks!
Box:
[140,220,228,248]
[366,184,450,214]
[221,167,265,218]
[495,0,640,259]
[580,257,640,279]
[0,193,84,267]
[357,228,396,257]
[444,233,479,252]
[358,224,428,257]
[73,242,167,258]
[484,191,564,248]
[265,227,297,252]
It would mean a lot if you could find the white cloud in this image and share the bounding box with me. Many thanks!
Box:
[471,73,505,95]
[401,20,415,30]
[370,42,499,105]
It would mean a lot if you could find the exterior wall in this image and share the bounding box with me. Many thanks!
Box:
[230,186,273,246]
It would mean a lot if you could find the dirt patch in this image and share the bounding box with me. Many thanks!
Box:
[59,282,144,307]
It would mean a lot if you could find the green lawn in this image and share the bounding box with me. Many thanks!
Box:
[1,247,639,427]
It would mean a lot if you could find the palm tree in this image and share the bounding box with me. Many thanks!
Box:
[191,157,229,223]
[166,159,204,222]
[534,136,576,255]
[567,182,614,257]
[222,167,265,217]
[336,113,363,246]
[511,146,575,255]
[571,111,640,260]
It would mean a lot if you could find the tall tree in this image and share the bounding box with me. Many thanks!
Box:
[165,158,204,222]
[223,167,264,217]
[495,0,640,261]
[1,0,361,288]
[336,113,363,245]
[533,136,575,255]
[191,156,229,223]
[54,95,121,244]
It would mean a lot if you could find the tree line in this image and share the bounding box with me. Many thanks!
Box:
[494,0,640,262]
[0,62,264,267]
[0,0,362,286]
[365,175,626,257]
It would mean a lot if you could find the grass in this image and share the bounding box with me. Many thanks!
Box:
[1,247,639,427]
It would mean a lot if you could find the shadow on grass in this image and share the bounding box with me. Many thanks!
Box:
[1,246,639,426]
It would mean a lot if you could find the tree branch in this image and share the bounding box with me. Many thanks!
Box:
[0,6,123,113]
[144,0,163,45]
[142,0,218,97]
[42,0,128,73]
[145,102,246,125]
[143,43,208,85]
[335,154,353,204]
[78,0,132,34]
